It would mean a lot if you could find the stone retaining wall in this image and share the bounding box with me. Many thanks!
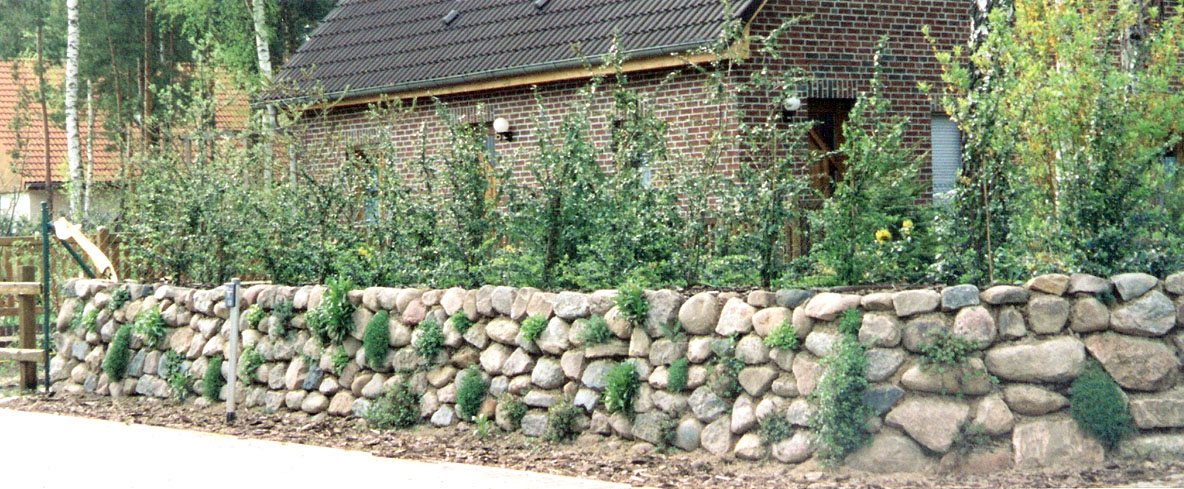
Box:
[49,272,1184,473]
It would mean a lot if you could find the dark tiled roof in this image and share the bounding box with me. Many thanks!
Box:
[275,0,759,100]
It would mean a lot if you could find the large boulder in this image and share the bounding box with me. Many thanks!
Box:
[804,293,861,321]
[1111,273,1158,301]
[980,285,1028,305]
[1026,295,1069,334]
[941,284,981,311]
[1069,297,1110,333]
[700,417,733,457]
[884,397,970,453]
[1002,384,1067,416]
[1129,388,1184,429]
[1012,418,1104,468]
[859,313,902,348]
[893,290,940,317]
[679,293,721,335]
[972,394,1015,436]
[1084,332,1180,391]
[715,298,756,336]
[984,337,1085,383]
[951,306,996,346]
[1068,273,1111,295]
[1110,291,1176,337]
[846,432,934,473]
[1025,274,1070,296]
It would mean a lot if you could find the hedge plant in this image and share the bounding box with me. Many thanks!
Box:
[102,324,133,381]
[363,310,391,370]
[1070,360,1135,449]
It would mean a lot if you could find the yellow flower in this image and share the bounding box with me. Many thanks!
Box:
[902,219,914,229]
[875,228,891,243]
[356,246,371,259]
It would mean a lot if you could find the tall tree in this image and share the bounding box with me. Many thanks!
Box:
[65,0,82,222]
[36,0,53,216]
[251,0,277,179]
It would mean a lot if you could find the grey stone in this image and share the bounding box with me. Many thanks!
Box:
[776,289,813,309]
[1117,434,1184,461]
[846,433,934,473]
[900,360,992,396]
[730,396,757,434]
[678,292,720,335]
[485,319,519,345]
[689,386,728,422]
[302,364,323,391]
[491,287,516,316]
[531,357,565,389]
[785,398,816,426]
[581,360,616,390]
[791,306,814,339]
[901,314,948,353]
[893,289,940,317]
[752,307,791,337]
[804,330,840,358]
[772,431,815,464]
[1070,297,1110,333]
[998,307,1027,340]
[128,350,146,377]
[1012,418,1104,468]
[686,337,713,364]
[1003,384,1067,415]
[860,292,895,311]
[1112,291,1176,337]
[792,354,822,396]
[985,337,1085,383]
[649,338,686,366]
[1025,274,1070,296]
[573,388,599,412]
[734,432,765,460]
[700,417,732,457]
[1085,332,1180,391]
[738,367,777,397]
[1166,272,1184,295]
[652,391,687,413]
[1112,273,1159,301]
[628,327,650,357]
[885,397,970,453]
[521,412,548,437]
[1130,389,1184,429]
[523,390,560,408]
[862,385,905,415]
[301,392,329,414]
[675,418,703,451]
[735,334,769,365]
[643,290,682,336]
[1068,273,1111,294]
[715,298,756,336]
[951,306,996,346]
[859,313,901,348]
[1027,295,1070,334]
[865,349,906,382]
[804,293,862,321]
[479,343,513,375]
[553,292,590,320]
[632,411,670,445]
[973,394,1015,436]
[584,340,628,359]
[981,285,1029,305]
[560,350,585,379]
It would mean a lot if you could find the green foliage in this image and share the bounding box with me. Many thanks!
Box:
[1070,360,1135,450]
[107,288,131,312]
[413,319,444,364]
[666,358,689,393]
[759,412,794,445]
[659,321,684,342]
[502,396,528,431]
[544,399,581,443]
[837,308,862,337]
[269,300,295,339]
[952,424,992,455]
[613,283,649,326]
[102,324,132,382]
[578,315,613,346]
[455,365,487,422]
[919,330,979,372]
[708,336,744,400]
[603,362,639,416]
[474,415,493,439]
[763,319,800,351]
[132,309,167,350]
[306,276,355,347]
[202,354,225,402]
[363,310,391,370]
[449,312,473,335]
[520,315,547,345]
[810,333,871,465]
[237,345,265,383]
[366,380,421,430]
[700,255,762,288]
[243,305,265,330]
[160,350,188,402]
[653,413,679,454]
[331,347,350,376]
[810,42,934,285]
[72,308,99,333]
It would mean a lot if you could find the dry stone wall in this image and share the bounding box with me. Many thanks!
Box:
[50,272,1184,473]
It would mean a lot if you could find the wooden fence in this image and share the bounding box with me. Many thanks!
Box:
[0,230,140,320]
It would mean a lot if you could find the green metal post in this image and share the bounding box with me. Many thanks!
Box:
[41,202,50,393]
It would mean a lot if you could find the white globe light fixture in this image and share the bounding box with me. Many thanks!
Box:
[783,95,802,113]
[492,117,513,140]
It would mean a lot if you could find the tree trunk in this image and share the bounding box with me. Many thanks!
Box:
[66,0,82,222]
[85,79,94,223]
[36,0,52,216]
[251,0,277,181]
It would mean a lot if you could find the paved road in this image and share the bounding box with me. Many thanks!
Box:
[0,408,632,489]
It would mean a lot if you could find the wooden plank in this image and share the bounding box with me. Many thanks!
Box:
[0,348,45,362]
[18,266,37,389]
[0,335,15,345]
[0,282,41,295]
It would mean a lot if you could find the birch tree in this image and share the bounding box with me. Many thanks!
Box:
[251,0,277,180]
[65,0,82,222]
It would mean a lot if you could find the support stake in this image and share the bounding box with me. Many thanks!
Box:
[225,278,240,424]
[40,202,50,393]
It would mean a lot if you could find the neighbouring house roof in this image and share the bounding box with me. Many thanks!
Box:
[275,0,762,102]
[0,60,251,190]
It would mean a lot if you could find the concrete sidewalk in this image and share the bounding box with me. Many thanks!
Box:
[0,408,633,489]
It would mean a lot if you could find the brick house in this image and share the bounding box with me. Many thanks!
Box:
[275,0,972,197]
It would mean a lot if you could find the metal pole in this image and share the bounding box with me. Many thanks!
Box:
[40,202,50,393]
[225,278,240,424]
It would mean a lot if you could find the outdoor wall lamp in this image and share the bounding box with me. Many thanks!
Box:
[493,117,514,141]
[783,95,802,113]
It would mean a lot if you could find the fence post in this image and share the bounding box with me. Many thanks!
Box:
[17,265,36,390]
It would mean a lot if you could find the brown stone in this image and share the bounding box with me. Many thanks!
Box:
[1025,274,1070,296]
[1069,297,1109,333]
[884,397,970,453]
[1012,418,1104,468]
[1084,332,1180,392]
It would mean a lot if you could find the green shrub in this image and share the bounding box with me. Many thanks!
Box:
[759,412,794,445]
[659,320,684,342]
[919,330,979,371]
[331,347,350,376]
[952,424,991,455]
[763,319,800,351]
[603,362,639,416]
[107,288,130,311]
[203,354,225,401]
[73,308,99,333]
[708,335,743,400]
[102,324,132,381]
[449,312,473,335]
[307,276,355,346]
[363,310,391,370]
[474,415,493,439]
[613,283,649,326]
[837,308,862,337]
[1070,360,1135,450]
[544,399,581,443]
[160,350,187,401]
[366,379,421,430]
[413,318,444,363]
[243,304,265,329]
[810,332,871,465]
[520,315,547,344]
[653,413,679,454]
[502,396,528,430]
[270,300,295,339]
[579,315,613,345]
[455,365,487,422]
[132,309,167,349]
[666,358,689,393]
[238,345,265,383]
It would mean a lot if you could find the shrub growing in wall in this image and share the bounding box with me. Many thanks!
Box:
[810,309,870,464]
[603,361,639,416]
[579,316,613,345]
[307,276,355,346]
[132,309,167,349]
[363,310,391,370]
[1070,360,1135,449]
[520,315,547,344]
[544,399,581,443]
[366,380,421,430]
[455,365,487,422]
[613,283,649,325]
[107,288,130,311]
[203,354,225,402]
[238,345,265,383]
[666,358,688,393]
[413,319,444,363]
[763,319,800,351]
[449,312,473,335]
[102,324,132,381]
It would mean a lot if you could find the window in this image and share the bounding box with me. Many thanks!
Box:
[806,98,854,197]
[350,147,381,223]
[930,113,962,197]
[611,118,653,186]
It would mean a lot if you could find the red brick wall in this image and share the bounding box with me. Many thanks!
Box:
[293,0,971,194]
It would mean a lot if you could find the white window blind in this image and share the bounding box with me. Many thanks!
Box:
[930,113,962,196]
